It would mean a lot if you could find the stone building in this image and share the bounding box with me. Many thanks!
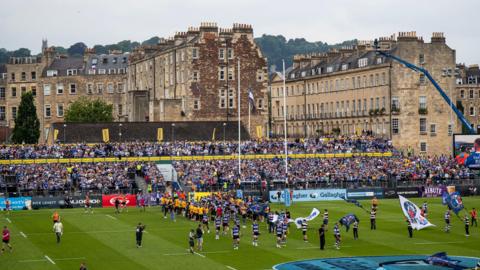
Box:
[271,32,459,155]
[455,64,480,133]
[3,41,128,143]
[127,22,268,137]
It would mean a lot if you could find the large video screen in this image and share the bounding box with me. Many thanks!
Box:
[453,134,480,169]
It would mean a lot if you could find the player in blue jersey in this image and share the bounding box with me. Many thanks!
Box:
[252,220,260,246]
[232,225,240,250]
[222,212,230,235]
[202,212,210,234]
[214,216,221,240]
[333,222,341,249]
[275,221,283,248]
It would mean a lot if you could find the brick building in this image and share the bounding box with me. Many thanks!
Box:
[271,32,459,155]
[127,22,268,137]
[456,64,480,133]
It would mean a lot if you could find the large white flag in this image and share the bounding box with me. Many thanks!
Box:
[399,195,435,230]
[294,208,320,229]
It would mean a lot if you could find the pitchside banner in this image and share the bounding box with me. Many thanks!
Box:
[102,194,136,207]
[31,195,102,209]
[0,197,32,210]
[269,189,346,202]
[346,188,384,199]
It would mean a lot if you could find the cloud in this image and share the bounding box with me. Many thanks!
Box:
[0,0,477,63]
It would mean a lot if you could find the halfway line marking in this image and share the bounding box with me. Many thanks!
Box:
[44,255,55,265]
[105,214,117,220]
[5,217,11,223]
[20,231,27,238]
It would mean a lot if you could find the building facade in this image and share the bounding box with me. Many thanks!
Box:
[271,32,458,155]
[3,41,128,143]
[127,22,268,137]
[456,64,480,133]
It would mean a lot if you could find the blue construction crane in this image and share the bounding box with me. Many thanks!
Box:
[373,39,475,134]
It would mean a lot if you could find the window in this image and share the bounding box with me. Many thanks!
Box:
[11,107,17,119]
[420,142,427,152]
[370,75,374,86]
[107,83,114,93]
[326,66,333,73]
[122,57,127,64]
[381,72,386,85]
[0,88,4,99]
[460,90,465,98]
[219,48,225,60]
[10,73,15,81]
[56,83,64,94]
[469,89,474,99]
[448,124,453,136]
[69,83,77,94]
[97,83,103,94]
[420,118,427,133]
[117,83,124,93]
[0,106,5,121]
[92,58,98,65]
[44,104,51,118]
[102,58,108,64]
[227,48,234,59]
[419,74,426,84]
[430,123,436,134]
[376,57,383,64]
[358,58,368,68]
[219,89,226,108]
[257,98,264,109]
[21,72,26,81]
[98,69,106,75]
[341,64,348,71]
[43,84,50,96]
[46,70,58,77]
[87,83,93,94]
[88,69,96,75]
[31,71,36,80]
[118,68,126,74]
[118,104,123,115]
[193,99,200,110]
[57,104,64,117]
[108,69,116,75]
[112,57,117,64]
[228,88,235,108]
[419,54,425,64]
[67,69,77,76]
[419,96,427,109]
[21,86,26,95]
[219,67,225,80]
[193,71,199,81]
[392,118,399,134]
[470,106,475,116]
[256,70,263,82]
[31,86,36,96]
[375,97,379,110]
[192,48,198,59]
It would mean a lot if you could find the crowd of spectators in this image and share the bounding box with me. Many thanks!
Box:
[0,135,394,159]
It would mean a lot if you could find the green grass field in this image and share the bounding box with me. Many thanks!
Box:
[1,197,479,270]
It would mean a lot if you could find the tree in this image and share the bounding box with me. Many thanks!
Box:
[67,42,87,56]
[65,97,113,123]
[12,92,40,144]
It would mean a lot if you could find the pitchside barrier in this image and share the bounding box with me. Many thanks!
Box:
[0,152,393,165]
[31,195,102,209]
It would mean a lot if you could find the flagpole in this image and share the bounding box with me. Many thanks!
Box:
[237,58,241,181]
[248,102,251,136]
[282,59,288,184]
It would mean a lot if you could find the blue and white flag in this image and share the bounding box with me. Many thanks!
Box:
[399,195,435,230]
[339,214,359,232]
[294,208,320,229]
[445,192,464,215]
[248,88,255,112]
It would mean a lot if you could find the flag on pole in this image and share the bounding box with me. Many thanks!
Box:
[293,208,320,229]
[248,88,255,112]
[340,196,369,213]
[399,195,435,230]
[339,214,359,232]
[444,191,465,215]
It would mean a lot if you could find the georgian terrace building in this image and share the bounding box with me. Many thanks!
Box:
[271,32,458,155]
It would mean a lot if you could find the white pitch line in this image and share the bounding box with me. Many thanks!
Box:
[226,266,237,270]
[5,217,11,223]
[164,250,230,256]
[44,255,55,265]
[54,257,86,261]
[105,214,117,220]
[414,241,464,245]
[194,252,206,258]
[20,231,27,238]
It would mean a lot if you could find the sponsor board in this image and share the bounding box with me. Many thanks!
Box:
[273,255,480,270]
[31,195,102,209]
[346,188,383,199]
[269,189,346,202]
[0,197,32,210]
[188,192,213,202]
[102,194,136,207]
[395,187,421,198]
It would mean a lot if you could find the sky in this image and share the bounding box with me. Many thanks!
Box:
[0,0,478,63]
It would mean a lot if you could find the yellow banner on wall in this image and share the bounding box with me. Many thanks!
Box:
[102,129,110,143]
[256,125,263,138]
[53,129,59,141]
[157,128,164,142]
